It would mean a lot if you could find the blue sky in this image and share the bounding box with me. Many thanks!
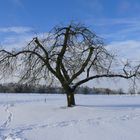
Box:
[1,0,140,90]
[0,0,139,61]
[1,0,140,41]
[1,0,140,40]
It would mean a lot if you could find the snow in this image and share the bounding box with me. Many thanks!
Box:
[0,94,140,140]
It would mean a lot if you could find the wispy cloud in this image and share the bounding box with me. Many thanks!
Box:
[0,26,47,50]
[102,25,140,41]
[0,26,33,34]
[87,17,140,42]
[91,17,140,26]
[0,26,35,49]
[1,34,33,49]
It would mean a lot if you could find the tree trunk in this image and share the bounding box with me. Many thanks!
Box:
[66,93,75,107]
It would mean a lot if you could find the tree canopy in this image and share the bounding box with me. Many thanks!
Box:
[0,23,140,107]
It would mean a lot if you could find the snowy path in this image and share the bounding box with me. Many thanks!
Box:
[0,103,25,140]
[0,104,15,140]
[1,104,13,128]
[0,94,140,140]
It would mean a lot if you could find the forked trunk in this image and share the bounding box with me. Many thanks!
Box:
[66,93,75,107]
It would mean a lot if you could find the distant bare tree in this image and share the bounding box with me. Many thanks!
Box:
[0,23,140,107]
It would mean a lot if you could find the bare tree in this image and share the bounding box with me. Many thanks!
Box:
[0,23,140,107]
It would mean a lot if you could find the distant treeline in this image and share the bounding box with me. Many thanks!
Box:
[0,83,138,95]
[0,83,64,94]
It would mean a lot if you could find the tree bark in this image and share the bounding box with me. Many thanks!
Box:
[66,93,75,107]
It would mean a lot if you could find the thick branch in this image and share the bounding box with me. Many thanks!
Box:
[33,37,49,57]
[73,73,136,90]
[69,47,94,83]
[0,49,58,79]
[61,63,70,81]
[56,26,71,73]
[0,50,45,62]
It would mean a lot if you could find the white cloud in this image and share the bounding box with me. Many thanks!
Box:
[0,26,35,49]
[107,40,140,62]
[0,26,33,34]
[1,31,48,50]
[2,35,33,50]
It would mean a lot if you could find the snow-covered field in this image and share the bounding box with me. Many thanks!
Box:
[0,94,140,140]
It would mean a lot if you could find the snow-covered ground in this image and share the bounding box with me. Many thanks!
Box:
[0,94,140,140]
